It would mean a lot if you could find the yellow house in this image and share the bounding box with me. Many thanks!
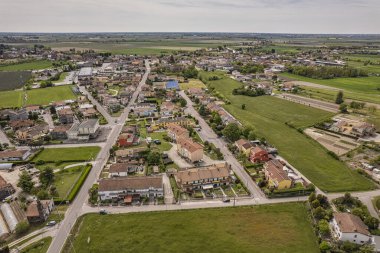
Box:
[234,139,253,157]
[264,159,292,190]
[151,117,192,131]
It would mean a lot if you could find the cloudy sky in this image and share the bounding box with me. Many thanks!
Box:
[0,0,379,33]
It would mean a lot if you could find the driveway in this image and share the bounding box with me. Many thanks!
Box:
[162,173,174,204]
[42,112,55,129]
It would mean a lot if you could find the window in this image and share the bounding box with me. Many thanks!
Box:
[354,235,357,238]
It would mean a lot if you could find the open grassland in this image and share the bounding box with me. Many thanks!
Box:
[20,237,52,253]
[26,85,77,105]
[0,60,52,71]
[0,71,31,91]
[0,90,23,108]
[32,147,100,163]
[55,165,84,199]
[281,73,380,104]
[66,203,318,253]
[200,71,374,192]
[179,79,206,90]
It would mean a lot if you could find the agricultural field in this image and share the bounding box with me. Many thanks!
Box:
[0,89,23,108]
[179,79,206,90]
[26,85,77,105]
[200,71,374,192]
[281,73,380,104]
[32,147,100,163]
[0,60,52,71]
[0,71,31,91]
[65,203,318,253]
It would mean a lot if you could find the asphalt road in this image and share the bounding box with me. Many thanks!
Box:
[179,91,265,199]
[46,60,151,253]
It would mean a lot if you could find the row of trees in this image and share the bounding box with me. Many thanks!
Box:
[232,87,266,97]
[222,123,257,143]
[233,62,265,74]
[287,65,368,79]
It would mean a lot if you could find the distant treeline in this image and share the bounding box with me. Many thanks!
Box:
[287,65,368,79]
[232,87,266,97]
[233,62,265,74]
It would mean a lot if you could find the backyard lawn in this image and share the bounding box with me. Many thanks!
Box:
[32,147,100,163]
[0,90,23,108]
[65,203,319,253]
[179,79,206,90]
[148,131,172,152]
[200,71,374,192]
[55,166,85,199]
[26,85,77,105]
[0,60,53,71]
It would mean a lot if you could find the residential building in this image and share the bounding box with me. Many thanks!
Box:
[67,119,99,141]
[167,123,189,142]
[235,139,254,156]
[250,146,269,163]
[175,163,231,192]
[331,213,372,245]
[0,176,15,201]
[109,162,144,177]
[264,159,292,189]
[118,133,140,147]
[57,108,74,124]
[98,176,163,202]
[0,150,31,162]
[26,199,54,223]
[51,125,71,140]
[177,137,203,163]
[151,117,192,130]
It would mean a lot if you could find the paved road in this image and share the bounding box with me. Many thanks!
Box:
[179,91,265,199]
[277,93,339,113]
[46,60,151,253]
[0,128,12,147]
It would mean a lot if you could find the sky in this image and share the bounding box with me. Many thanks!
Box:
[0,0,379,34]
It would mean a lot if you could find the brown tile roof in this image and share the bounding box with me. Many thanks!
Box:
[251,146,266,155]
[52,124,72,133]
[109,163,130,173]
[176,163,230,185]
[334,213,370,236]
[167,124,189,137]
[264,159,290,182]
[0,150,28,159]
[26,202,39,218]
[177,137,203,153]
[99,176,163,192]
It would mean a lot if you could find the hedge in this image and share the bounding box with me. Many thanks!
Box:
[54,164,92,205]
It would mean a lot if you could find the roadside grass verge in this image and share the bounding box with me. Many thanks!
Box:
[20,236,52,253]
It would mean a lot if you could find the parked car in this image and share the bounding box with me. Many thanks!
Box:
[46,220,57,226]
[99,209,108,215]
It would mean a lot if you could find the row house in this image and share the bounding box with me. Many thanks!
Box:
[177,137,203,163]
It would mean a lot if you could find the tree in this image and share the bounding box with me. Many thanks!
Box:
[313,206,326,220]
[241,104,246,110]
[308,192,317,203]
[17,171,34,193]
[335,91,344,104]
[241,126,253,139]
[88,184,99,205]
[318,219,330,237]
[339,103,348,113]
[198,105,207,116]
[248,131,257,141]
[37,189,49,200]
[222,123,241,142]
[147,152,161,165]
[39,167,54,187]
[179,98,187,107]
[319,241,331,252]
[311,199,320,208]
[15,221,30,236]
[364,216,379,230]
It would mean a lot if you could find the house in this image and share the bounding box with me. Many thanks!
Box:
[25,105,43,115]
[15,124,49,143]
[352,123,376,138]
[151,117,192,130]
[160,101,178,116]
[115,147,148,161]
[175,163,231,192]
[0,149,31,162]
[109,163,144,177]
[0,176,15,201]
[118,133,140,147]
[51,125,71,140]
[9,120,34,130]
[7,109,28,121]
[264,159,292,190]
[250,146,269,163]
[132,103,157,117]
[167,124,189,142]
[331,213,372,245]
[177,137,203,163]
[26,199,54,223]
[57,108,74,124]
[98,176,163,202]
[235,139,253,156]
[67,119,99,141]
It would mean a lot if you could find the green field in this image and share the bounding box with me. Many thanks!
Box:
[0,60,53,71]
[0,90,23,108]
[66,203,318,253]
[200,71,374,192]
[281,73,380,104]
[179,79,206,90]
[32,147,100,163]
[20,237,52,253]
[55,165,85,199]
[26,85,77,105]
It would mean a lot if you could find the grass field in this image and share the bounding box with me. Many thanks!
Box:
[0,71,31,91]
[32,147,100,163]
[179,79,206,90]
[200,71,374,192]
[20,237,52,253]
[66,203,318,253]
[0,90,23,108]
[148,131,172,152]
[55,165,84,199]
[281,73,380,104]
[0,60,52,71]
[26,85,77,105]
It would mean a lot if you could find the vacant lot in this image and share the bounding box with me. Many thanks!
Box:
[55,165,84,199]
[0,90,23,108]
[179,79,206,90]
[66,203,318,253]
[0,60,52,71]
[26,85,77,105]
[32,147,100,163]
[0,71,31,91]
[200,71,374,192]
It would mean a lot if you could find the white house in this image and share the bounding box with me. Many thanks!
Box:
[0,149,31,162]
[332,213,373,245]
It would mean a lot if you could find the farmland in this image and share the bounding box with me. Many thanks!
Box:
[32,147,100,163]
[0,71,31,91]
[65,203,318,253]
[26,85,77,105]
[0,60,52,71]
[200,71,374,192]
[0,90,23,108]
